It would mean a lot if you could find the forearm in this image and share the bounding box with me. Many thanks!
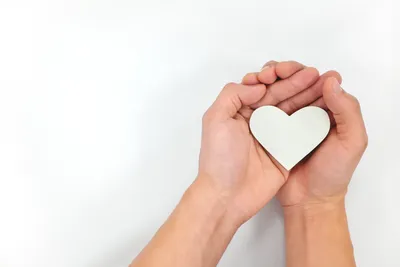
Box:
[283,200,356,267]
[131,176,239,267]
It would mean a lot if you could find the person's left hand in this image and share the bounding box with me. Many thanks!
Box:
[197,61,341,225]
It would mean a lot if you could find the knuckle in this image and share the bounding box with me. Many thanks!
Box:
[202,110,212,124]
[348,95,361,111]
[353,131,368,151]
[287,60,301,65]
[361,132,369,149]
[202,108,217,124]
[267,60,277,64]
[263,60,278,68]
[223,82,237,91]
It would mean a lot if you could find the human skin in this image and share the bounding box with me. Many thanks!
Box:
[130,61,366,267]
[277,78,367,267]
[242,64,368,267]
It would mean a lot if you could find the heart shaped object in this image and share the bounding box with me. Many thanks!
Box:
[250,106,330,170]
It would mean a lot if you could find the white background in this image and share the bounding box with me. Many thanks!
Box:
[0,0,397,266]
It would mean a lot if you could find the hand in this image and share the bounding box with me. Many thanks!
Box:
[197,61,338,225]
[277,78,368,207]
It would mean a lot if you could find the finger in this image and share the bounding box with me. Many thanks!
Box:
[310,97,328,110]
[251,67,319,109]
[309,98,336,126]
[242,61,278,85]
[262,60,278,69]
[277,70,342,114]
[275,61,305,79]
[258,61,278,84]
[207,83,267,121]
[322,78,368,148]
[238,106,254,121]
[242,72,260,85]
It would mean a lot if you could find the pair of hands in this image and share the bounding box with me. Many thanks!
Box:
[198,61,368,225]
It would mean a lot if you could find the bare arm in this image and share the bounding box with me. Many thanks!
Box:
[131,177,238,267]
[277,78,367,267]
[130,63,361,267]
[284,201,356,267]
[130,61,326,267]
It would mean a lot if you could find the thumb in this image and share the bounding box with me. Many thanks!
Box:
[322,77,368,147]
[210,83,267,120]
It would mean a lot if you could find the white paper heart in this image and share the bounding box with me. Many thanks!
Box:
[250,106,330,170]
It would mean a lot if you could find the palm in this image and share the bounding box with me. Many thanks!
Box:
[200,112,285,220]
[220,63,342,219]
[278,129,357,206]
[228,114,285,220]
[200,61,343,222]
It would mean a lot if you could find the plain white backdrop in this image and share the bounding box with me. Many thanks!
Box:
[0,0,397,266]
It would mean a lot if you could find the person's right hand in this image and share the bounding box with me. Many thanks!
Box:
[277,78,368,207]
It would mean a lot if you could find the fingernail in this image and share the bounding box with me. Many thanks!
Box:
[332,78,342,94]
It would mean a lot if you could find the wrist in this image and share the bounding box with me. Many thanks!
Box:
[283,198,346,220]
[283,198,355,267]
[133,176,239,267]
[182,175,240,232]
[165,176,238,266]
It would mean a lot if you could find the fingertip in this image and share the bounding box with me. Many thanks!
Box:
[322,77,345,114]
[306,67,320,86]
[214,83,267,119]
[323,70,343,84]
[237,83,268,107]
[258,65,278,84]
[242,72,260,85]
[327,77,342,93]
[307,67,320,78]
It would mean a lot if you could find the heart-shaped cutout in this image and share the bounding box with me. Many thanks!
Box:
[250,106,330,170]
